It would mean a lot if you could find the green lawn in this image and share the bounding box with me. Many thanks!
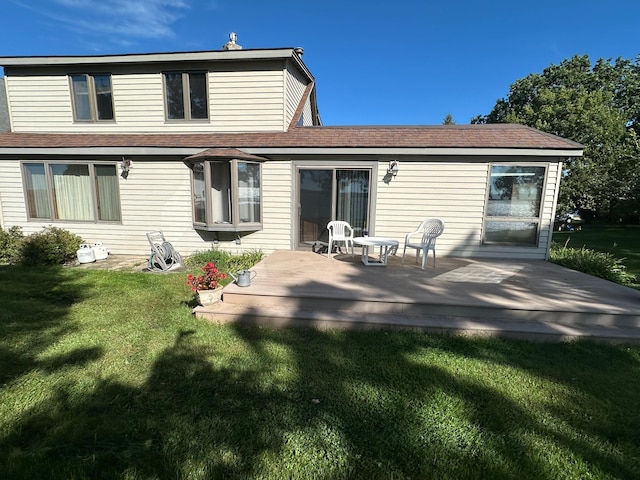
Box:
[553,224,640,288]
[2,265,640,479]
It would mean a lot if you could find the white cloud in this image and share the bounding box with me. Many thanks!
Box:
[17,0,191,41]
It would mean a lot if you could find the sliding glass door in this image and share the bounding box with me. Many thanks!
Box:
[297,168,371,248]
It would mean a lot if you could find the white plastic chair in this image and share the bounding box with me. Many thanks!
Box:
[326,221,354,258]
[401,218,445,269]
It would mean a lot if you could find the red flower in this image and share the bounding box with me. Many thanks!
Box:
[186,262,226,291]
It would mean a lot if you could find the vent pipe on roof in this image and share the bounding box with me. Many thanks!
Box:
[222,32,242,50]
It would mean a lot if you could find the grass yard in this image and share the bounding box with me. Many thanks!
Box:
[553,224,640,288]
[2,265,640,479]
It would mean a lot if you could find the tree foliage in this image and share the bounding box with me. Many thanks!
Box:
[473,55,640,221]
[442,113,455,125]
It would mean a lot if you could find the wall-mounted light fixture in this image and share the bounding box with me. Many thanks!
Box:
[121,158,132,179]
[387,160,399,176]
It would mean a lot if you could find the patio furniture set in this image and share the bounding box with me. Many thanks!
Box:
[325,218,445,269]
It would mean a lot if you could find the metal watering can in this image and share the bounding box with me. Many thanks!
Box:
[229,269,256,287]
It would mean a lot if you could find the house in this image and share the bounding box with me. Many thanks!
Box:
[0,34,583,260]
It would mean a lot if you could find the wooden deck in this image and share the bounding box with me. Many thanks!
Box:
[195,250,640,343]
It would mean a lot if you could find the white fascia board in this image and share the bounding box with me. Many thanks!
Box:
[0,147,204,156]
[0,49,297,67]
[243,147,584,157]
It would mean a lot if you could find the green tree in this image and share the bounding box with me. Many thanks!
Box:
[472,55,640,221]
[442,113,455,125]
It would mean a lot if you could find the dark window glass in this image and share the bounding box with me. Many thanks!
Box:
[94,74,114,120]
[165,72,185,120]
[165,72,207,120]
[189,72,208,119]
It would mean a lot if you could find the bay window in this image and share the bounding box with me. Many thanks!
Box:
[22,162,121,222]
[483,165,546,246]
[190,159,262,231]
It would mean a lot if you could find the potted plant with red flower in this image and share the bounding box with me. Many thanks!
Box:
[186,261,227,305]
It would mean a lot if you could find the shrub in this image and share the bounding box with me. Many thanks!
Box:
[185,249,263,284]
[20,226,84,266]
[549,242,637,286]
[0,226,25,264]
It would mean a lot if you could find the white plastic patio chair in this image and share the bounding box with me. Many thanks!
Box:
[326,220,354,258]
[401,218,445,269]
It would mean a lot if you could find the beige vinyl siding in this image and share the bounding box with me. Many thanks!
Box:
[285,64,309,128]
[111,73,165,126]
[0,160,29,228]
[0,156,561,258]
[374,159,558,260]
[0,159,199,253]
[232,161,293,251]
[78,160,291,255]
[7,66,288,133]
[6,76,74,131]
[0,158,293,256]
[538,161,561,256]
[210,68,285,131]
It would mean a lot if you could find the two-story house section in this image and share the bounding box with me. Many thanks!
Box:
[0,35,583,259]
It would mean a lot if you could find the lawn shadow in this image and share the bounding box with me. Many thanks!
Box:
[2,263,639,479]
[229,322,640,479]
[0,265,94,384]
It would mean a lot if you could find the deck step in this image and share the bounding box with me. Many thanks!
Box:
[219,290,640,329]
[194,301,640,344]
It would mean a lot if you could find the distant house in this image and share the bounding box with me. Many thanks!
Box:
[0,35,583,259]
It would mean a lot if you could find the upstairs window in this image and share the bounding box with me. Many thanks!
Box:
[22,161,121,223]
[164,72,208,121]
[70,74,114,121]
[190,159,262,231]
[483,164,546,246]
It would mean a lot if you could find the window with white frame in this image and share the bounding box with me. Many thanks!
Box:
[164,71,208,121]
[22,162,121,222]
[190,159,262,231]
[483,164,546,246]
[70,74,114,121]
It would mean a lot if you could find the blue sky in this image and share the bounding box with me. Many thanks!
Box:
[2,0,638,125]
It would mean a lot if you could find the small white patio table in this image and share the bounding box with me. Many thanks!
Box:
[353,236,399,267]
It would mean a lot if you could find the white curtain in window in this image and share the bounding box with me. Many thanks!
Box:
[238,162,260,223]
[51,164,93,220]
[95,165,120,221]
[24,163,51,218]
[336,170,369,231]
[210,162,231,223]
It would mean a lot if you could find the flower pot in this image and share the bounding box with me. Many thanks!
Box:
[196,287,224,306]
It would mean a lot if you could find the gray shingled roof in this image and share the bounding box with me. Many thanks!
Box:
[0,124,583,151]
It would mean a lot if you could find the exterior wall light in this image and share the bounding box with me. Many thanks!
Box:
[388,160,399,176]
[121,158,132,179]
